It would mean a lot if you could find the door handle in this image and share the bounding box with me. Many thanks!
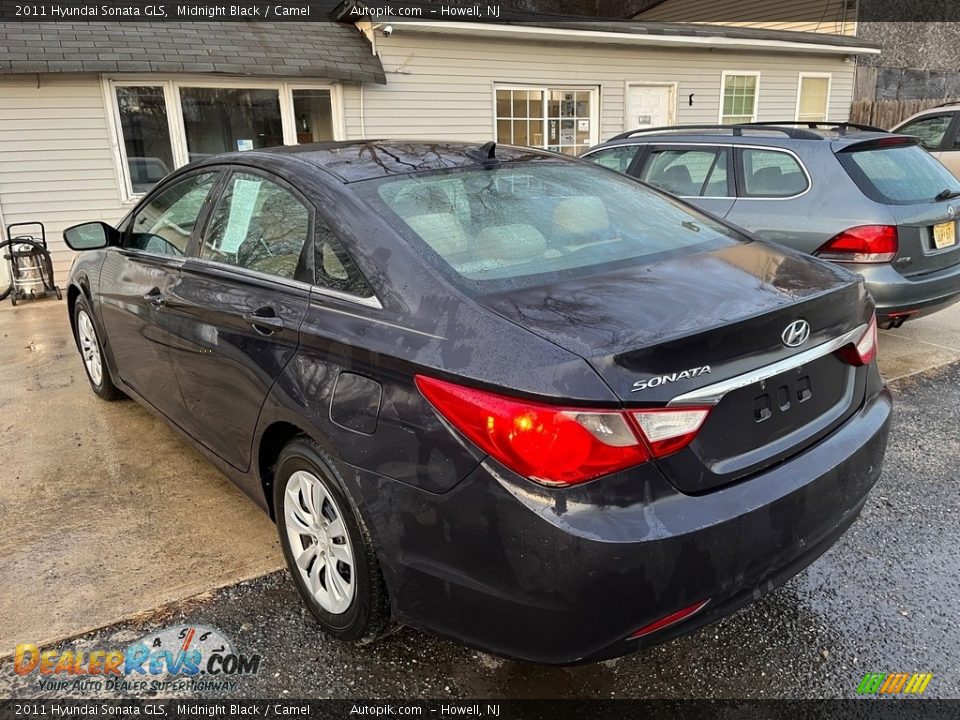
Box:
[143,289,166,308]
[243,308,284,335]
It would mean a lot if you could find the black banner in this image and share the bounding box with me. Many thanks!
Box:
[0,0,959,23]
[2,700,960,720]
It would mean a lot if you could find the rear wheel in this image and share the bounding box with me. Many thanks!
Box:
[74,296,123,401]
[273,437,391,642]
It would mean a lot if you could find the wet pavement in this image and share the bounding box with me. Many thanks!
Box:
[0,300,960,698]
[2,294,959,697]
[0,300,282,653]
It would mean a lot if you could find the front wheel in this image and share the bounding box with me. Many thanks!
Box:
[74,297,123,401]
[273,437,391,643]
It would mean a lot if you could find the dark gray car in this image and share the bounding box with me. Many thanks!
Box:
[583,123,960,327]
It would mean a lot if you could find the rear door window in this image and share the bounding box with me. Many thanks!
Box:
[639,147,730,197]
[838,142,960,205]
[738,149,809,198]
[896,114,954,151]
[200,172,311,281]
[584,145,640,174]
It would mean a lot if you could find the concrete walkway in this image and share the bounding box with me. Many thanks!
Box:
[1,298,958,654]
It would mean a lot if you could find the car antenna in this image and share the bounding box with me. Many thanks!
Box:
[466,141,498,166]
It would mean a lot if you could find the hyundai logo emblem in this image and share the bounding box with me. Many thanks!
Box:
[782,320,811,348]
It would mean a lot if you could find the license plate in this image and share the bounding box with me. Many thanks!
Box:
[933,220,958,249]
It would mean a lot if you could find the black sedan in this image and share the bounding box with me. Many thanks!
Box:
[63,141,891,664]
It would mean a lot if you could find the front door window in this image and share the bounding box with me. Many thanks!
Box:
[127,172,218,256]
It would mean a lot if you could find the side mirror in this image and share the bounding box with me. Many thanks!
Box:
[63,222,114,251]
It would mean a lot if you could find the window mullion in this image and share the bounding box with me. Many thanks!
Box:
[280,82,298,145]
[166,81,190,168]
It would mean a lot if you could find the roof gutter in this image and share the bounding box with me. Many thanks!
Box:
[385,21,881,56]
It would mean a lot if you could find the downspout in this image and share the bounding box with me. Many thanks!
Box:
[360,82,366,138]
[360,21,378,138]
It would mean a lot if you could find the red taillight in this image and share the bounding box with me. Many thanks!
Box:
[628,599,711,639]
[415,375,711,487]
[837,316,878,367]
[814,225,898,264]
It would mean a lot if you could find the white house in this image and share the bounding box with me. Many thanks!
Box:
[0,9,879,282]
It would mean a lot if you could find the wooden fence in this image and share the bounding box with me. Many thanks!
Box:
[850,98,960,130]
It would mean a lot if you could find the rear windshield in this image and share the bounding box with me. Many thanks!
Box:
[357,162,743,295]
[838,143,960,205]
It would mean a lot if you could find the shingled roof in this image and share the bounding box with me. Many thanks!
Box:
[0,21,385,83]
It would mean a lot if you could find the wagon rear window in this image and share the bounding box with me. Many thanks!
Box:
[839,143,960,205]
[361,163,742,294]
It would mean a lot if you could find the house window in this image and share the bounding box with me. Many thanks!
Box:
[495,86,598,156]
[108,79,340,200]
[115,86,175,194]
[797,74,831,122]
[720,72,759,125]
[180,87,284,160]
[292,89,334,144]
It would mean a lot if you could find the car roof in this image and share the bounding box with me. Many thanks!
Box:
[211,140,564,183]
[588,124,898,152]
[895,104,960,127]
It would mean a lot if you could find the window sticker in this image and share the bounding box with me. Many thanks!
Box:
[219,178,262,254]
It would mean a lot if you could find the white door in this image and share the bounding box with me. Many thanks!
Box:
[626,85,675,131]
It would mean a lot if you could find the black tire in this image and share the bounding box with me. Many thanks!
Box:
[73,295,124,401]
[273,436,392,643]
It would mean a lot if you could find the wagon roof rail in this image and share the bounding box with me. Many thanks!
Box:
[610,124,826,141]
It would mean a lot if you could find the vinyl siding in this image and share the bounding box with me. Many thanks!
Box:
[635,0,857,36]
[343,32,856,142]
[0,74,127,284]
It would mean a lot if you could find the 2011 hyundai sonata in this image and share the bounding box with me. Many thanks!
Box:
[63,141,891,664]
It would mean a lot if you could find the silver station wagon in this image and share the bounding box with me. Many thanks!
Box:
[583,122,960,328]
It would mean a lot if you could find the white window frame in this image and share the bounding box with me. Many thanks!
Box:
[492,83,600,154]
[795,72,832,123]
[719,71,760,125]
[102,75,344,203]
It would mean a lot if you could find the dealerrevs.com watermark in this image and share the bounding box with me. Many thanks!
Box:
[12,625,262,694]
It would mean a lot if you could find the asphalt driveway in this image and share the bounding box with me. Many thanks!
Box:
[2,298,960,697]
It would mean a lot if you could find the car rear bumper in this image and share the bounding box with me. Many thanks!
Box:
[343,387,891,665]
[854,261,960,321]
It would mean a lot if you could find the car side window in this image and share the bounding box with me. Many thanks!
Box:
[897,114,953,150]
[740,149,808,198]
[585,146,639,174]
[127,172,217,256]
[314,218,375,299]
[640,148,729,197]
[200,172,310,282]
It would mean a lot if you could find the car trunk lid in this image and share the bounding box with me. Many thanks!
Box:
[478,241,871,492]
[886,201,960,277]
